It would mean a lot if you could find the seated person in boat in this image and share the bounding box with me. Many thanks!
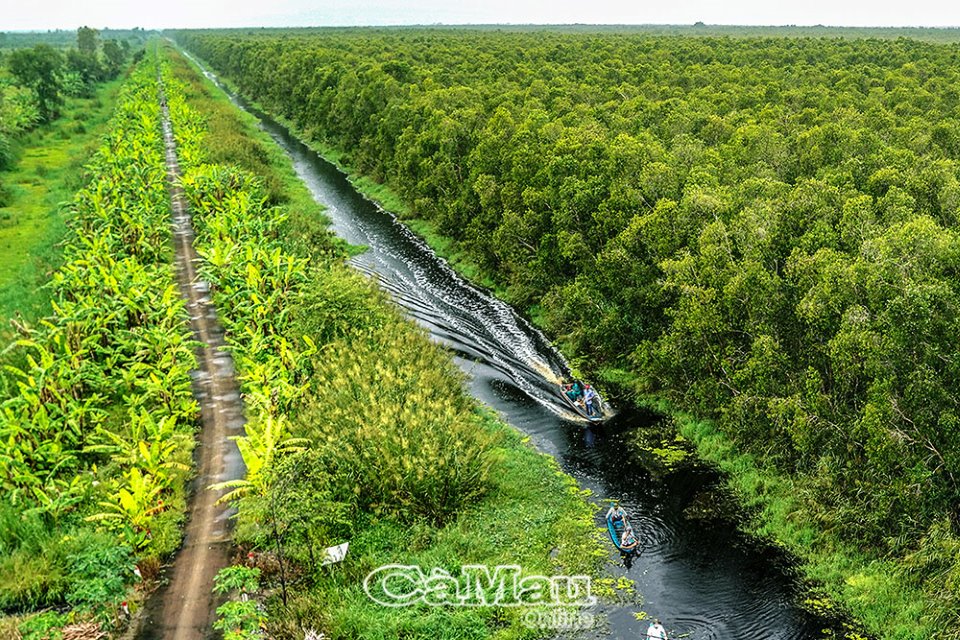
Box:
[606,501,627,525]
[620,526,640,552]
[563,380,584,403]
[646,619,668,639]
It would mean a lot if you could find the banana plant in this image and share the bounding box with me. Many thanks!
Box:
[163,77,324,522]
[0,56,198,539]
[87,467,169,549]
[210,414,309,504]
[84,409,190,482]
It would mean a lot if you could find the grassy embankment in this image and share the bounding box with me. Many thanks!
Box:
[0,75,125,327]
[170,52,947,640]
[661,410,915,637]
[166,44,618,639]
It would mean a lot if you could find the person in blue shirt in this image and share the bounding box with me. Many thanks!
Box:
[583,384,600,416]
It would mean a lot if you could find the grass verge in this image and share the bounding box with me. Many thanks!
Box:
[0,75,125,327]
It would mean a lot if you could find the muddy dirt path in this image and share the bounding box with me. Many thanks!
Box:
[134,76,247,640]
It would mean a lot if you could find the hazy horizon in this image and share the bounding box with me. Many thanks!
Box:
[5,23,960,33]
[1,0,959,32]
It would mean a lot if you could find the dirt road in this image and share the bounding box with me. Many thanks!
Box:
[135,76,247,640]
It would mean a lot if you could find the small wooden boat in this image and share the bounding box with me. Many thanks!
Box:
[606,512,640,555]
[559,382,606,422]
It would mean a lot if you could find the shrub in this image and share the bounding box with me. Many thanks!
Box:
[0,134,11,170]
[63,534,133,614]
[17,611,68,640]
[212,566,266,640]
[300,320,498,526]
[292,263,392,344]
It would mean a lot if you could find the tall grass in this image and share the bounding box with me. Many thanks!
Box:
[0,503,133,613]
[300,318,498,525]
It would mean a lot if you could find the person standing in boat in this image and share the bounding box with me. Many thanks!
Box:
[583,384,599,416]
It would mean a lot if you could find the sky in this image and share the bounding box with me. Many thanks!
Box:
[1,0,959,31]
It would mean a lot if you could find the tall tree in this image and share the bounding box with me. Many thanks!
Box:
[8,45,63,121]
[77,26,99,55]
[102,39,126,78]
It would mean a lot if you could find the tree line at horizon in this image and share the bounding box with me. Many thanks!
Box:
[176,29,960,631]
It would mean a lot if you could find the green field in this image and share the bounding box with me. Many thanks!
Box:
[0,75,124,325]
